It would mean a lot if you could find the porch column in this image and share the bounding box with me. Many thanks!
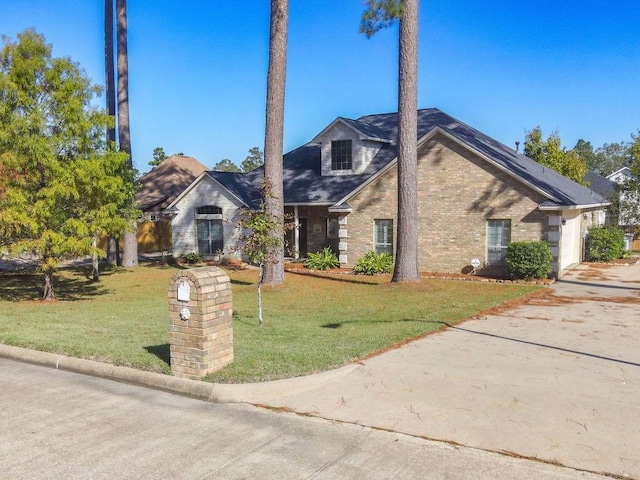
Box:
[338,215,348,265]
[294,206,300,259]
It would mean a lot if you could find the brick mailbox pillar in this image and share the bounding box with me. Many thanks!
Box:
[168,267,233,378]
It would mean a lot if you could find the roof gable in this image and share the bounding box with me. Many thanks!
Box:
[332,109,609,210]
[311,117,393,144]
[135,155,209,212]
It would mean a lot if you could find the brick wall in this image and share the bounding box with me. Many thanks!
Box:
[168,267,233,378]
[346,133,551,273]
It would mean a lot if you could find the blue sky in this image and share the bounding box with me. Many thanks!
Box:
[2,1,639,174]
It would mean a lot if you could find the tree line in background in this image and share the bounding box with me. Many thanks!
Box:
[524,126,640,232]
[213,147,264,173]
[524,126,640,182]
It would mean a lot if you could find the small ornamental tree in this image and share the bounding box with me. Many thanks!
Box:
[236,181,292,324]
[505,241,553,280]
[0,30,136,299]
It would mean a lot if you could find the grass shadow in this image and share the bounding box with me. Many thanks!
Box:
[144,344,171,366]
[0,271,108,301]
[321,318,439,329]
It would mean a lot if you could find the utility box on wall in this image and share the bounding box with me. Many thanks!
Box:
[168,267,233,378]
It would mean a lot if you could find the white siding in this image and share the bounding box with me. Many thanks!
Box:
[171,176,245,256]
[318,123,382,176]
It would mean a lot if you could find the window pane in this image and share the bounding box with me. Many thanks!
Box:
[197,221,210,254]
[375,219,393,255]
[197,219,223,254]
[211,220,223,252]
[197,205,222,215]
[487,219,511,265]
[331,140,352,170]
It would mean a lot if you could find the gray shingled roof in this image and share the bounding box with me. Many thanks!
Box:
[585,171,616,198]
[209,108,609,210]
[207,169,264,208]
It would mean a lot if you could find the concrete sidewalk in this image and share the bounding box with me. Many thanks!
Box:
[1,261,639,478]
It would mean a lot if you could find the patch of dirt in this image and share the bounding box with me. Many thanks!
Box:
[568,295,640,304]
[576,268,610,282]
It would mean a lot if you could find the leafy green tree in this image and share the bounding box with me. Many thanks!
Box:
[524,127,588,185]
[148,146,168,168]
[213,159,241,172]
[0,30,136,299]
[594,141,633,176]
[617,131,640,232]
[361,0,420,283]
[571,139,598,172]
[241,147,264,172]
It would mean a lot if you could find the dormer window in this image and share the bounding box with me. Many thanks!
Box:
[331,140,352,170]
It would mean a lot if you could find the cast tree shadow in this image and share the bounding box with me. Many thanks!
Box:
[0,270,108,301]
[145,344,170,367]
[441,321,640,368]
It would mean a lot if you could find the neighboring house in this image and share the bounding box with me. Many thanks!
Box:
[135,155,209,253]
[165,109,609,276]
[584,171,617,226]
[606,166,637,228]
[606,166,633,185]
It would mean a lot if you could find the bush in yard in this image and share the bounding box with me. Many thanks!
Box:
[181,252,204,264]
[353,251,393,275]
[305,247,340,270]
[586,226,625,262]
[506,241,553,280]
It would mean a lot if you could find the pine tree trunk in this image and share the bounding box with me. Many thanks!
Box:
[261,0,288,285]
[105,0,116,146]
[43,268,55,301]
[92,235,100,282]
[105,1,118,266]
[392,0,420,283]
[116,0,138,267]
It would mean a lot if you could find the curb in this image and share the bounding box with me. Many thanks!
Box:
[0,344,359,404]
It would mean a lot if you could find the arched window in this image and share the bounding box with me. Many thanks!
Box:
[196,206,222,215]
[195,206,223,254]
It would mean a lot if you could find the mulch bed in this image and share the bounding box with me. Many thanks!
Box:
[284,262,555,285]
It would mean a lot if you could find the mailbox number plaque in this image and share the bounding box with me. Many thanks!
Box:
[177,281,190,302]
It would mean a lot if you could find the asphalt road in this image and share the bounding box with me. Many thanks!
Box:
[0,359,607,480]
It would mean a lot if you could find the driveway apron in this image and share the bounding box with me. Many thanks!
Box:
[255,262,640,479]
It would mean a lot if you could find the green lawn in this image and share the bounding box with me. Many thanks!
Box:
[0,263,540,383]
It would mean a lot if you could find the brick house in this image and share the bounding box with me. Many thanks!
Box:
[165,109,609,276]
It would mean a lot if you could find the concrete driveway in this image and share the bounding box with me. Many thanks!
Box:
[247,262,640,479]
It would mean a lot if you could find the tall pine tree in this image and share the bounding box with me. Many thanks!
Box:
[361,0,420,282]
